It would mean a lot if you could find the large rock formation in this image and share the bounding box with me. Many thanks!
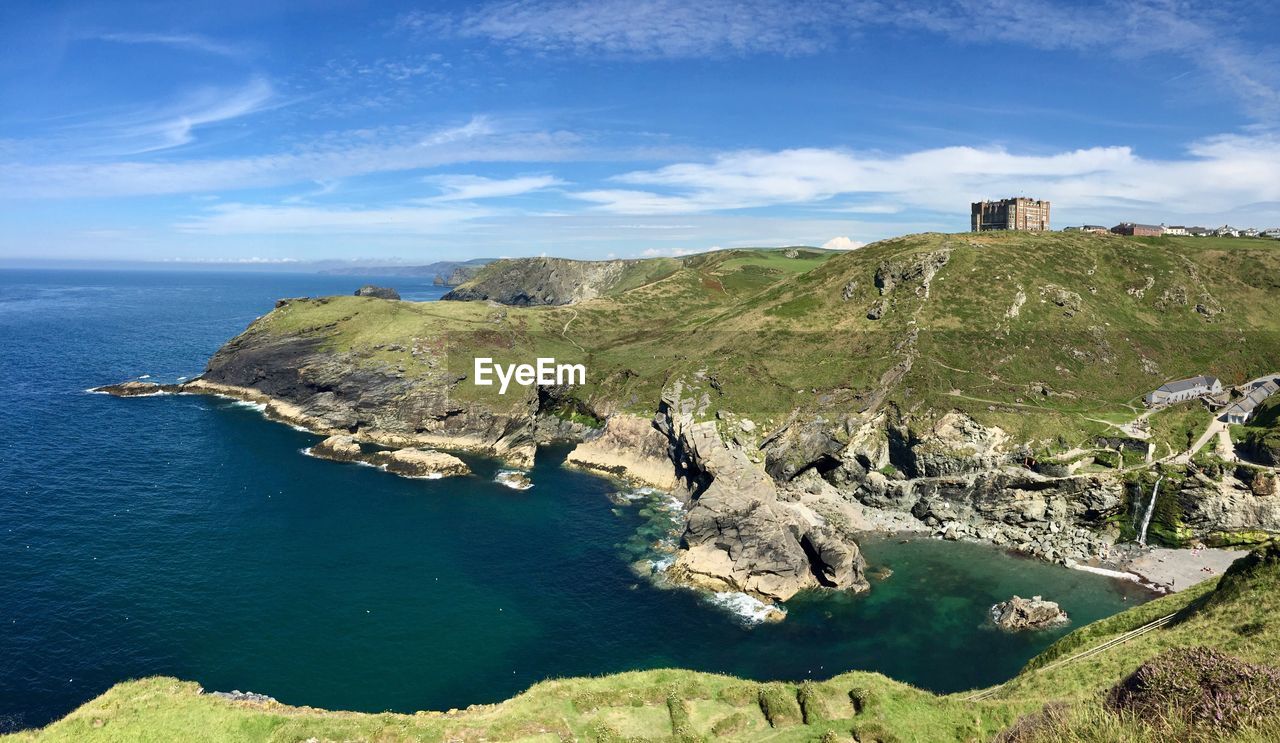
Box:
[368,448,470,478]
[197,310,539,466]
[659,382,869,602]
[566,414,678,489]
[443,257,634,306]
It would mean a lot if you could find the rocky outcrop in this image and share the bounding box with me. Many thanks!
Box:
[92,380,181,396]
[310,434,362,462]
[991,595,1068,630]
[354,285,400,300]
[659,382,869,602]
[196,313,540,466]
[891,411,1016,478]
[443,257,633,306]
[1175,467,1280,539]
[566,414,678,489]
[308,434,468,478]
[368,448,470,478]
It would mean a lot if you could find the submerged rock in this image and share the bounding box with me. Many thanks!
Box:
[354,285,400,300]
[991,595,1068,630]
[369,448,470,478]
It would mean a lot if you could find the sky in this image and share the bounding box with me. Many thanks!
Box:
[1,0,1278,264]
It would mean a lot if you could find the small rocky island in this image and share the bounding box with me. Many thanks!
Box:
[991,595,1069,631]
[354,285,400,300]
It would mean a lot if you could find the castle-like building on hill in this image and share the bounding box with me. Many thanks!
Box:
[971,197,1051,232]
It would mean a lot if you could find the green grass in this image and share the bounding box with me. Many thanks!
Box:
[242,232,1280,443]
[15,543,1280,741]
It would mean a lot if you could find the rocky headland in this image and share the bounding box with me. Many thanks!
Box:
[95,233,1280,608]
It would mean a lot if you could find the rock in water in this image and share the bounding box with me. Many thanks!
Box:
[91,380,180,396]
[354,285,400,300]
[310,435,363,462]
[990,595,1068,630]
[369,448,470,478]
[495,470,533,490]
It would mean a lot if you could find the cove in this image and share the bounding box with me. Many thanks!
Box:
[0,270,1151,731]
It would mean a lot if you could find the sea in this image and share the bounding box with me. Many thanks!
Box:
[0,268,1152,731]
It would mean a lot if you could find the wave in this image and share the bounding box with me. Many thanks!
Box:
[495,470,533,490]
[708,591,787,625]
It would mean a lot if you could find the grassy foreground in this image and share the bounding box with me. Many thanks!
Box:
[10,543,1280,742]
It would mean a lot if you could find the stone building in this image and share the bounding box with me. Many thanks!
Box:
[970,197,1051,232]
[1111,222,1164,237]
[1144,375,1222,406]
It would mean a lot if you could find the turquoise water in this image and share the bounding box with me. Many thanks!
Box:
[0,269,1151,731]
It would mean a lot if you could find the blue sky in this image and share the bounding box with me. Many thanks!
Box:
[1,0,1278,263]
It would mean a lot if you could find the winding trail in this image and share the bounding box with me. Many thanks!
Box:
[560,308,585,353]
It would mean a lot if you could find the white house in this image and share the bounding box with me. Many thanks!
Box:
[1163,225,1188,236]
[1223,379,1280,425]
[1214,225,1240,237]
[1145,375,1223,406]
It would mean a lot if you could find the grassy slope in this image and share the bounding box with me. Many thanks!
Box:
[13,545,1280,742]
[251,233,1280,447]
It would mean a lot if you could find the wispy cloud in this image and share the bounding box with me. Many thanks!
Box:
[177,202,493,235]
[424,174,565,201]
[51,76,276,155]
[90,31,250,59]
[402,0,849,58]
[1,118,583,198]
[413,0,1279,117]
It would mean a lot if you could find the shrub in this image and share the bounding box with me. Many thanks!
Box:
[665,692,702,743]
[757,683,802,728]
[798,680,826,724]
[710,711,750,737]
[849,719,899,743]
[848,686,872,715]
[1106,646,1280,733]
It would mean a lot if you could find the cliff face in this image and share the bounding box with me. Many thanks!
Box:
[442,257,634,306]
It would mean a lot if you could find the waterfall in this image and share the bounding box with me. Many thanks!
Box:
[1137,475,1163,547]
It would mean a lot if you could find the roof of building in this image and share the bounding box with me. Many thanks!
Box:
[1156,375,1220,394]
[1115,222,1164,231]
[1225,379,1280,418]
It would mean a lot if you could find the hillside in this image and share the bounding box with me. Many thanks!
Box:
[12,542,1280,741]
[97,232,1280,604]
[440,247,832,305]
[321,258,495,285]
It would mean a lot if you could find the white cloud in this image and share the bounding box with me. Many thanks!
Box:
[570,134,1280,224]
[424,174,564,201]
[822,236,865,251]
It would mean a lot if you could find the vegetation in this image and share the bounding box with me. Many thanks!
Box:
[12,543,1280,741]
[246,232,1280,453]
